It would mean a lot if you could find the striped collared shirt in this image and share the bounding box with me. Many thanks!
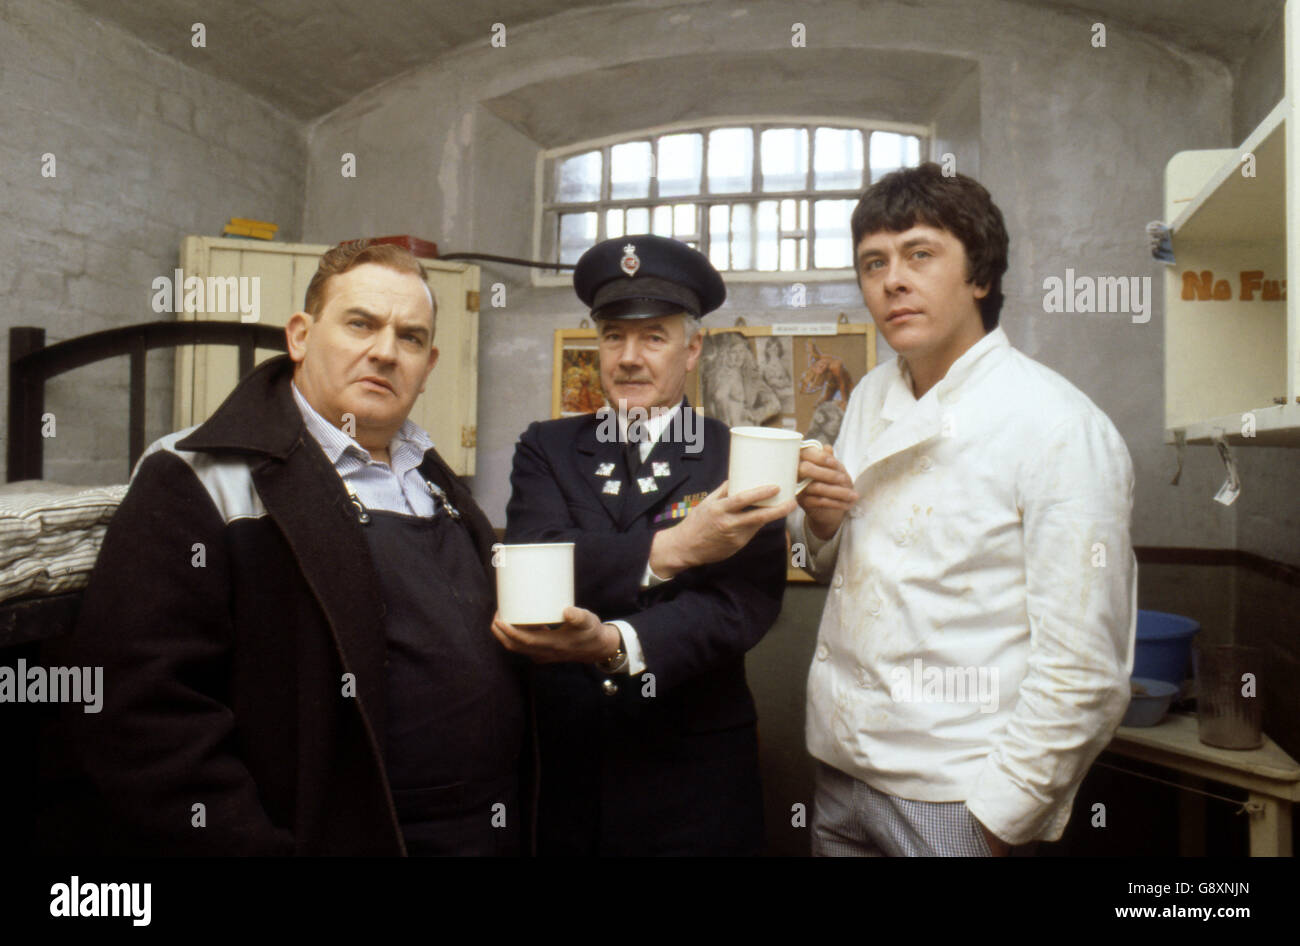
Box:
[290,381,439,517]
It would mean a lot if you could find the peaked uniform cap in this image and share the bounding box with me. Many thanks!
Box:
[573,234,726,320]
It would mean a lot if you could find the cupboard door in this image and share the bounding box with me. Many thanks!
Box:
[406,264,479,475]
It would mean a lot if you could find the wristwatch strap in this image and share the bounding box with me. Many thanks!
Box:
[597,626,628,673]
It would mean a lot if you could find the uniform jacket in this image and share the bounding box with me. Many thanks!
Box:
[789,327,1136,845]
[39,355,511,855]
[505,404,787,855]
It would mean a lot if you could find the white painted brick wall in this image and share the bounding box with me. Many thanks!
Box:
[0,0,305,484]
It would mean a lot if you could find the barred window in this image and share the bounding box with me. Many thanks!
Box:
[538,121,926,278]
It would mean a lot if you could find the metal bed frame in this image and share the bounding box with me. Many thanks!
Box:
[3,321,286,647]
[8,321,285,481]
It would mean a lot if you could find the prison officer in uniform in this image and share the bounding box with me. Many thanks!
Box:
[492,235,792,856]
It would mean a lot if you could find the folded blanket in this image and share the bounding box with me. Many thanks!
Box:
[0,480,127,601]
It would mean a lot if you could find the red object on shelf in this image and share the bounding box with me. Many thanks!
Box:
[360,235,439,259]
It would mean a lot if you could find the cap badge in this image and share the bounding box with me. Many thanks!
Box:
[620,243,640,277]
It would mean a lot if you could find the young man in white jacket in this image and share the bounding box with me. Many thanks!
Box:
[791,162,1136,856]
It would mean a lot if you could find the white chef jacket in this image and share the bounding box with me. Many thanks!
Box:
[790,326,1136,845]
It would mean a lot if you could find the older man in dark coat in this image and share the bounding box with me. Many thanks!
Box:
[40,241,525,856]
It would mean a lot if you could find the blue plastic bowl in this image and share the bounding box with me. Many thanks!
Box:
[1122,677,1180,727]
[1133,610,1200,686]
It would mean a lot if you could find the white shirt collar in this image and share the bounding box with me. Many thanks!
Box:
[290,381,432,467]
[616,400,684,447]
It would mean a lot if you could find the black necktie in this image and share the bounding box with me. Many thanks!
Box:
[624,439,643,480]
[624,417,648,480]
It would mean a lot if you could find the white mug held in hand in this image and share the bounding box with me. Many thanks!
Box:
[494,542,575,625]
[728,426,823,507]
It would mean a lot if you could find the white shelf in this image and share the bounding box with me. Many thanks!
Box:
[1161,0,1297,450]
[1171,100,1285,245]
[1164,403,1300,446]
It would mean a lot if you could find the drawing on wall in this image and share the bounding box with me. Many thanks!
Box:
[760,335,796,415]
[798,337,860,445]
[698,322,874,444]
[701,331,783,428]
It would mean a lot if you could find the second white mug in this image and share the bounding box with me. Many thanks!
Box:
[728,426,823,507]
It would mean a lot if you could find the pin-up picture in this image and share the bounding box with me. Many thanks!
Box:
[697,317,875,583]
[700,318,875,447]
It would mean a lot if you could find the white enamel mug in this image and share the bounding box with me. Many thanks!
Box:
[728,426,824,507]
[494,542,575,625]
